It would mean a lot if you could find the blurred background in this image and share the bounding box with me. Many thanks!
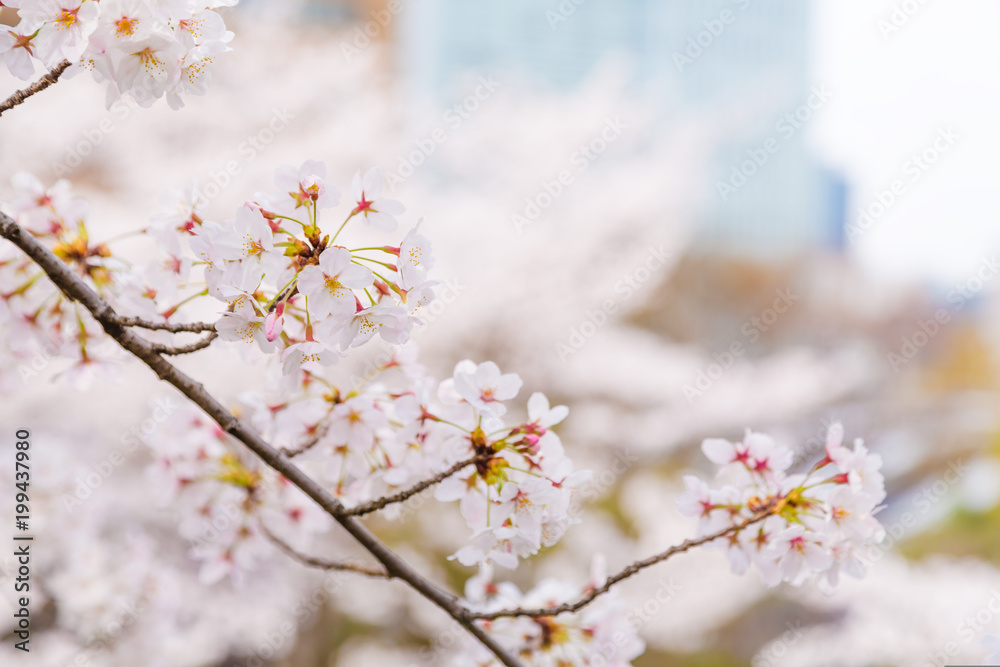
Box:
[3,0,1000,665]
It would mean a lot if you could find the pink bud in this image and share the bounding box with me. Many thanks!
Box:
[264,303,285,342]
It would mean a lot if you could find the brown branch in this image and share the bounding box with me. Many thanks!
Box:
[0,212,524,667]
[113,315,217,333]
[263,526,388,578]
[148,331,218,355]
[346,453,489,517]
[0,60,72,117]
[467,504,780,621]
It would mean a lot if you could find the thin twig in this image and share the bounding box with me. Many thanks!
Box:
[148,331,218,355]
[113,315,217,333]
[346,453,489,517]
[467,504,779,620]
[0,60,72,117]
[0,212,525,667]
[263,526,388,578]
[280,421,330,457]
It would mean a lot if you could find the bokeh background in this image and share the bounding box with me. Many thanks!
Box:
[2,1,1000,665]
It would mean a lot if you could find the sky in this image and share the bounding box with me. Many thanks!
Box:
[813,0,1000,285]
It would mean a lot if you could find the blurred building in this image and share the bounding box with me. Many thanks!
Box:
[307,0,848,254]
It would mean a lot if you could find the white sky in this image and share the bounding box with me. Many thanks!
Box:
[812,0,1000,284]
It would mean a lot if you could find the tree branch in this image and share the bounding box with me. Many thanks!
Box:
[467,504,779,620]
[0,212,525,667]
[263,526,389,578]
[345,453,489,517]
[113,315,217,333]
[147,331,218,355]
[0,60,72,117]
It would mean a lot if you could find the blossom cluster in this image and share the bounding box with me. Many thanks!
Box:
[145,401,330,584]
[0,162,435,388]
[676,423,886,593]
[0,0,236,108]
[144,339,591,576]
[186,162,436,370]
[429,360,591,568]
[0,160,888,667]
[1,164,586,575]
[454,562,644,666]
[0,173,124,389]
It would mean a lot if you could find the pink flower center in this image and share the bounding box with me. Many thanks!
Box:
[12,31,34,54]
[353,193,375,215]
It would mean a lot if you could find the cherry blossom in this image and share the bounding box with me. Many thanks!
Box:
[219,205,284,281]
[274,159,341,211]
[326,302,412,349]
[454,563,644,666]
[0,23,38,80]
[23,0,101,65]
[215,301,276,352]
[448,359,524,419]
[295,246,373,319]
[676,423,886,592]
[281,340,338,375]
[397,221,434,288]
[1,0,236,108]
[350,167,404,232]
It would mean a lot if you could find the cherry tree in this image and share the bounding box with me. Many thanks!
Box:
[0,3,888,665]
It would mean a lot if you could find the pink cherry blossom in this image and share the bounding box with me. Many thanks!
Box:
[350,167,404,232]
[296,247,373,319]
